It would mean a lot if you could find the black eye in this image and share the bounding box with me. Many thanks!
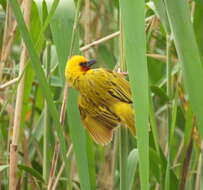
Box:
[80,62,86,66]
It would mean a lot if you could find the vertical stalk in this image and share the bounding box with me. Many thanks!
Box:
[166,34,172,98]
[43,42,51,186]
[165,33,172,190]
[194,144,202,190]
[149,95,163,188]
[0,2,17,81]
[58,1,82,189]
[69,0,82,56]
[119,23,128,190]
[119,128,128,190]
[59,0,82,126]
[109,6,120,190]
[120,0,149,188]
[9,0,32,189]
[179,136,193,190]
[109,132,118,190]
[84,0,90,58]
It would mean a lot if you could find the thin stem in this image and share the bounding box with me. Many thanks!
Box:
[0,2,17,81]
[149,95,163,188]
[166,34,172,98]
[109,132,118,190]
[51,144,73,190]
[47,142,60,190]
[58,1,82,189]
[84,0,90,58]
[118,17,128,190]
[194,143,202,190]
[9,0,32,189]
[179,136,193,190]
[69,0,82,56]
[119,128,128,190]
[164,33,172,190]
[59,0,82,126]
[43,42,51,186]
[80,31,120,52]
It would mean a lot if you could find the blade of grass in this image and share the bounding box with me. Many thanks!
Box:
[164,0,203,139]
[18,164,44,184]
[149,95,163,187]
[120,0,149,190]
[193,0,203,58]
[119,24,128,190]
[50,0,78,83]
[67,89,91,190]
[165,33,173,190]
[153,0,170,33]
[86,137,96,190]
[119,128,128,190]
[126,149,138,190]
[43,42,51,185]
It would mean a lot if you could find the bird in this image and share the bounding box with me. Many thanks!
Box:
[65,55,135,145]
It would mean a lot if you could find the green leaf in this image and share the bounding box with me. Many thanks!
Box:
[126,149,138,190]
[67,89,92,190]
[120,0,149,190]
[50,0,78,82]
[18,164,44,183]
[0,165,9,172]
[194,0,203,58]
[151,86,170,104]
[153,0,170,33]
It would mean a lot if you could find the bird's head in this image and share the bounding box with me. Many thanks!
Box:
[65,55,96,86]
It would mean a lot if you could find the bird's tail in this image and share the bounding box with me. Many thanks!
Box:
[113,102,136,136]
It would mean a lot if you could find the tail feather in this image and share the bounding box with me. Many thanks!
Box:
[113,102,136,136]
[84,116,113,145]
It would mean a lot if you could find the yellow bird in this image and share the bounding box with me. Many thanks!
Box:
[65,55,135,145]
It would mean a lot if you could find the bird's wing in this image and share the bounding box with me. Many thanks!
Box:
[106,70,132,103]
[78,95,119,145]
[85,69,132,104]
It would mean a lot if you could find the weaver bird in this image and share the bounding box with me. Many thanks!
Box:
[65,55,135,145]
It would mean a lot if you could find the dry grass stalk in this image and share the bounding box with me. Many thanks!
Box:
[0,96,14,117]
[179,137,193,190]
[52,144,73,190]
[80,31,178,63]
[194,141,202,190]
[173,137,184,166]
[47,142,60,190]
[22,136,38,190]
[9,0,32,189]
[80,31,120,52]
[80,16,155,53]
[147,53,178,63]
[84,0,91,58]
[0,63,29,90]
[0,2,17,81]
[0,77,19,89]
[59,83,69,125]
[9,145,18,190]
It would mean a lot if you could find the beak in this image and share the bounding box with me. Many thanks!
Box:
[86,59,96,67]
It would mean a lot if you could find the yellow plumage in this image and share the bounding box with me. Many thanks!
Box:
[65,55,135,145]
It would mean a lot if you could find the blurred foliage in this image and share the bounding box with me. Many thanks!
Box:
[0,0,202,190]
